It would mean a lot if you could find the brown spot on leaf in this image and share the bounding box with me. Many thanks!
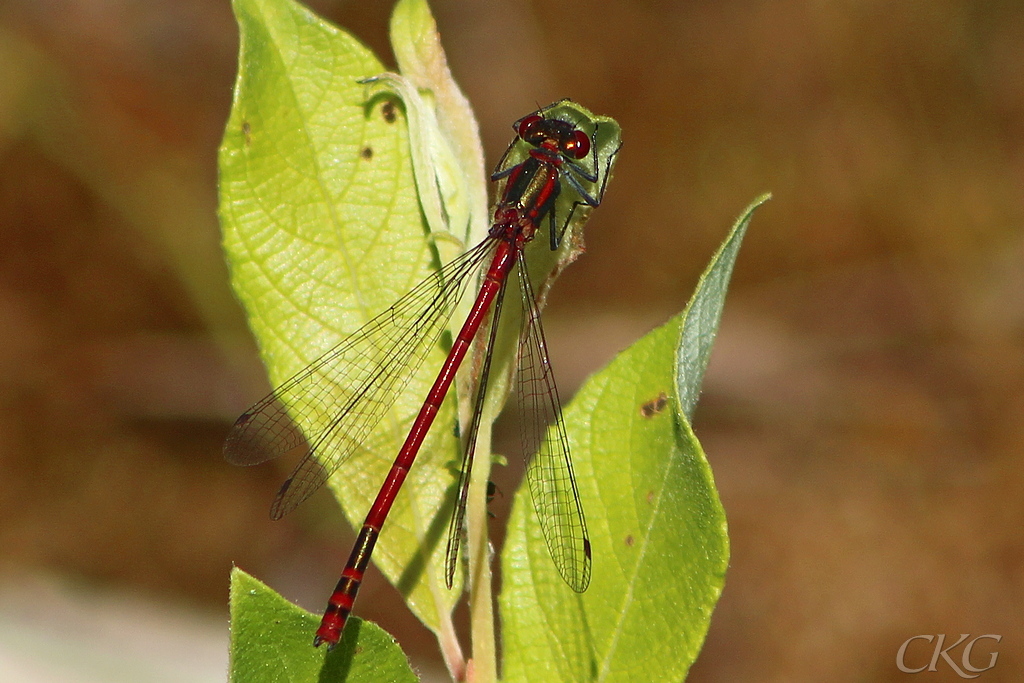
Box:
[640,392,669,418]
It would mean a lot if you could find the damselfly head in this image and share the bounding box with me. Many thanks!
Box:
[516,113,591,160]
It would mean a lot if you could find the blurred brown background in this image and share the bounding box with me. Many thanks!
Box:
[1,0,1021,681]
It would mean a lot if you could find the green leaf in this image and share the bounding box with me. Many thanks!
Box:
[219,0,461,635]
[500,196,769,681]
[388,0,489,247]
[229,568,417,683]
[678,193,771,421]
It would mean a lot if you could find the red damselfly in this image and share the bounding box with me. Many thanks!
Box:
[225,99,621,648]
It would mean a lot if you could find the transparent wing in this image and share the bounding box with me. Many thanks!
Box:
[224,238,494,520]
[442,274,509,588]
[516,258,591,592]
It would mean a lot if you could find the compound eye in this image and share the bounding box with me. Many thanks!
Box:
[565,129,591,159]
[517,114,543,139]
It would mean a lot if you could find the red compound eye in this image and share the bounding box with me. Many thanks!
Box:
[565,129,590,159]
[516,114,543,139]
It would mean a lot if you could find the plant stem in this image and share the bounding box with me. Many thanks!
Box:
[466,406,496,683]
